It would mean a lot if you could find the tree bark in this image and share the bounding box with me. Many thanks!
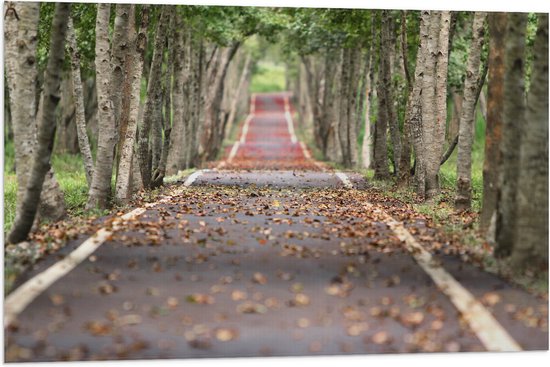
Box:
[86,3,117,210]
[137,6,169,189]
[67,16,94,186]
[225,52,252,138]
[360,43,374,169]
[111,4,132,132]
[410,11,433,197]
[8,3,70,244]
[480,13,507,233]
[494,13,528,258]
[166,16,187,176]
[455,12,487,210]
[374,21,390,179]
[511,13,548,271]
[115,5,150,205]
[55,73,79,154]
[381,11,401,175]
[424,11,451,200]
[5,2,65,223]
[398,11,412,183]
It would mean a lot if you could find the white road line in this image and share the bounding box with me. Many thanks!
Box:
[4,170,207,328]
[228,142,240,162]
[283,96,298,144]
[183,169,206,186]
[335,171,354,188]
[4,207,145,328]
[334,171,522,352]
[239,115,253,144]
[299,141,311,159]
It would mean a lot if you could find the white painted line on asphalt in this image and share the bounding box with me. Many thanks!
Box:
[239,114,253,144]
[283,96,298,144]
[299,141,311,159]
[183,169,205,187]
[4,170,208,328]
[228,141,240,162]
[334,171,522,352]
[386,219,522,352]
[335,171,354,189]
[4,207,146,328]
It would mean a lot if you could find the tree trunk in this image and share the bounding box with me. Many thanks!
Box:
[137,6,169,189]
[86,3,117,210]
[67,16,94,186]
[338,48,352,167]
[55,72,78,154]
[494,13,528,258]
[198,43,240,163]
[424,11,451,200]
[408,12,431,196]
[349,47,361,167]
[360,44,374,169]
[8,3,70,244]
[5,2,66,224]
[448,91,463,142]
[511,14,548,271]
[480,13,507,233]
[455,12,487,210]
[398,11,412,183]
[115,5,150,204]
[111,4,131,130]
[374,22,390,179]
[225,52,252,138]
[381,11,401,175]
[166,16,187,176]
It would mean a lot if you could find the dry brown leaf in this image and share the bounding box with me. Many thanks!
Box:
[372,331,391,345]
[215,328,238,342]
[252,272,268,285]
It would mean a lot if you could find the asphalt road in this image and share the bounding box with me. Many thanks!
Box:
[4,93,548,362]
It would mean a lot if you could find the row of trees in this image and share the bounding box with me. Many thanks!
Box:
[5,3,283,243]
[288,10,548,271]
[3,4,547,271]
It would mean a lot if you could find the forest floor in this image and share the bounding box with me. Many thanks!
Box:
[4,93,548,362]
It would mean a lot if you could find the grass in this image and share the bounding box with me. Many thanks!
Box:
[4,142,91,233]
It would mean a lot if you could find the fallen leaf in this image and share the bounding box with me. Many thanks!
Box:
[236,302,267,314]
[252,272,268,285]
[116,314,142,326]
[215,328,238,342]
[231,290,247,301]
[186,294,215,305]
[297,318,310,328]
[49,294,65,306]
[166,297,179,309]
[371,331,391,345]
[401,311,425,328]
[482,292,501,307]
[84,321,112,336]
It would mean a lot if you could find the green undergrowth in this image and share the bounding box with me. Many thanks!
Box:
[364,172,548,296]
[3,143,91,233]
[250,61,286,93]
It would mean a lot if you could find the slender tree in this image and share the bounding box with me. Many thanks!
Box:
[5,2,66,224]
[115,5,150,204]
[455,12,487,210]
[66,16,94,186]
[8,3,71,244]
[86,4,117,210]
[138,6,169,189]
